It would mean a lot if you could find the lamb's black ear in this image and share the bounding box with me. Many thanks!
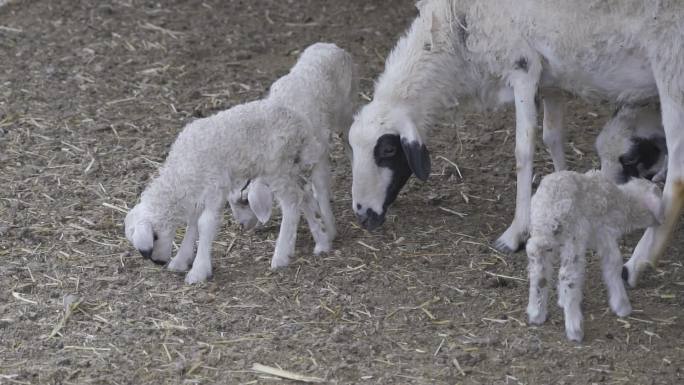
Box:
[401,138,431,181]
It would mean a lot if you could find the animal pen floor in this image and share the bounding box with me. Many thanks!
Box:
[1,1,682,384]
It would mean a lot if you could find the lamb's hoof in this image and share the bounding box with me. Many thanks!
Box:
[185,267,212,284]
[168,257,191,272]
[611,299,632,318]
[270,255,290,270]
[313,242,331,256]
[565,328,584,343]
[564,313,584,342]
[527,308,547,325]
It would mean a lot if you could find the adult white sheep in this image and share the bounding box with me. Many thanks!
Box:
[596,102,667,184]
[125,43,355,284]
[526,170,662,342]
[347,0,683,286]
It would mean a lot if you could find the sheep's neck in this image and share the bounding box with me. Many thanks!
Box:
[372,12,481,136]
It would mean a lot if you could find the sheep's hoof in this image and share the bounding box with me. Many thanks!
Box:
[622,262,646,288]
[621,266,630,283]
[185,268,212,284]
[493,236,526,254]
[493,224,528,254]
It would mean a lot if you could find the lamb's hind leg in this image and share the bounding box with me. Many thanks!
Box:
[526,236,554,325]
[558,242,586,342]
[495,56,542,253]
[542,90,566,171]
[168,210,200,272]
[597,238,631,317]
[624,65,684,287]
[185,196,224,284]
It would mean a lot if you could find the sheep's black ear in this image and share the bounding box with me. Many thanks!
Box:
[395,112,431,181]
[401,138,431,181]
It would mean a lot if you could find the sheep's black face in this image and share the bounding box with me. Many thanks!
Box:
[350,130,430,231]
[352,134,415,230]
[349,104,431,231]
[618,137,666,183]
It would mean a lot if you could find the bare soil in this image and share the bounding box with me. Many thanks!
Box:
[1,1,682,384]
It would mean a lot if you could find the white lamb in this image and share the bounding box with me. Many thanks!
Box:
[526,170,663,342]
[124,43,355,284]
[226,42,357,234]
[346,0,683,285]
[596,102,667,184]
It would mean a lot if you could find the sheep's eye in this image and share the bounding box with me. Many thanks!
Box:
[379,142,397,158]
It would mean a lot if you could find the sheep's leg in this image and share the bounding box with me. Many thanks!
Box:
[185,198,224,284]
[558,242,586,342]
[542,90,566,171]
[301,187,331,255]
[624,76,684,287]
[597,238,631,317]
[271,192,301,269]
[494,60,541,253]
[526,237,554,325]
[312,157,336,240]
[168,211,200,272]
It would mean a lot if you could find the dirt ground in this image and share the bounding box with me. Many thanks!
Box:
[1,1,683,384]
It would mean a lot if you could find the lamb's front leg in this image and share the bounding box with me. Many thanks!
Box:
[311,157,336,240]
[301,187,331,255]
[495,61,541,253]
[526,237,553,325]
[168,211,200,272]
[185,199,224,284]
[597,238,631,317]
[270,192,301,269]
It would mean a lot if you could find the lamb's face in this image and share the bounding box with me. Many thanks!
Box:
[596,113,667,184]
[616,137,667,183]
[348,104,430,230]
[124,204,173,265]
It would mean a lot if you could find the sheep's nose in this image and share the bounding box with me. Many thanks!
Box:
[355,208,385,231]
[139,248,153,259]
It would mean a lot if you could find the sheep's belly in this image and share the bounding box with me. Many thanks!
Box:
[537,42,658,103]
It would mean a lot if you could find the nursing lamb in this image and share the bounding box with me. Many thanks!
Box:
[526,170,662,342]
